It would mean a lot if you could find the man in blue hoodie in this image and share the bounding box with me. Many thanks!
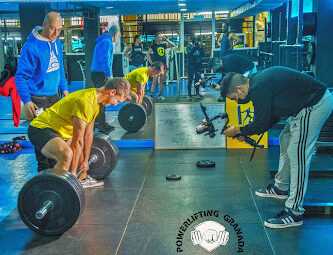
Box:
[15,12,69,171]
[90,25,120,133]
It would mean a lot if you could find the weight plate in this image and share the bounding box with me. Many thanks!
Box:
[18,169,83,236]
[142,95,153,116]
[307,41,315,65]
[88,133,119,180]
[196,160,216,168]
[166,174,181,181]
[118,103,147,132]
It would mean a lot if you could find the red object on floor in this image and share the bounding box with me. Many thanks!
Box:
[0,76,21,127]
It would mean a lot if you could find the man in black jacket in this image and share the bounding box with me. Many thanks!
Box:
[221,66,333,228]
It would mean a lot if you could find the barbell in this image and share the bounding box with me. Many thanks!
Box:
[118,95,153,133]
[17,133,119,236]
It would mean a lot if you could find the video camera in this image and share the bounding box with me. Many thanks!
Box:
[195,103,264,149]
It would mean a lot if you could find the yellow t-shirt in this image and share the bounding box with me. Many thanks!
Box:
[124,67,149,93]
[30,88,99,140]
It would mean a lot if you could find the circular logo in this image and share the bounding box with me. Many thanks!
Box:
[157,47,165,56]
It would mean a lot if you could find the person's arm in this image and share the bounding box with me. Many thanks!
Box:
[125,45,132,60]
[136,81,144,104]
[78,120,94,176]
[146,48,153,65]
[57,40,69,96]
[15,44,40,119]
[239,88,273,136]
[70,116,87,176]
[97,39,112,78]
[163,36,175,48]
[108,41,114,78]
[216,35,222,47]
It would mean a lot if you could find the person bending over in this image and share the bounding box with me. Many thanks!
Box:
[28,78,130,188]
[221,67,333,228]
[124,61,163,104]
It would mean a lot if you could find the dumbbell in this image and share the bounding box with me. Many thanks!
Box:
[17,134,119,236]
[118,95,153,133]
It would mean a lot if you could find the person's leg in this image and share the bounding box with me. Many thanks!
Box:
[274,118,292,191]
[41,137,73,172]
[187,65,194,96]
[30,95,60,171]
[151,76,158,97]
[158,63,167,99]
[28,126,62,171]
[286,90,333,215]
[194,67,202,96]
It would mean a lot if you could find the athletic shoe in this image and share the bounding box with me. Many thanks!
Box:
[80,175,104,188]
[158,95,166,100]
[264,208,303,229]
[255,184,288,199]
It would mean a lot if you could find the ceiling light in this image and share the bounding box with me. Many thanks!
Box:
[106,7,114,9]
[215,11,229,14]
[178,3,186,6]
[180,8,187,12]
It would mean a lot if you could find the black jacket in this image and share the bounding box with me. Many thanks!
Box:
[240,66,326,136]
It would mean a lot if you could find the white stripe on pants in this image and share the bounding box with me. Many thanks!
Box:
[274,89,333,214]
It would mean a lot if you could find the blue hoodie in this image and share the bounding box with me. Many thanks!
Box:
[90,33,114,77]
[15,26,68,104]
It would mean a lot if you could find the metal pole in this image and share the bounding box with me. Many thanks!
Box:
[286,0,292,67]
[180,12,184,77]
[252,15,256,47]
[211,11,215,57]
[296,0,304,71]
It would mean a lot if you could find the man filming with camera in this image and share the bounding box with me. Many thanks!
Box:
[220,67,333,228]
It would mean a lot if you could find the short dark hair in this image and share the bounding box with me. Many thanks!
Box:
[151,61,163,71]
[104,77,130,95]
[220,72,248,97]
[134,34,141,42]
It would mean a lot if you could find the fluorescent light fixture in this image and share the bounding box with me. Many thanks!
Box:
[161,33,177,36]
[198,12,212,15]
[215,10,229,14]
[180,8,187,12]
[195,32,218,35]
[178,3,186,6]
[106,6,114,9]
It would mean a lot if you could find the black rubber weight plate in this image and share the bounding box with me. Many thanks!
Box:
[166,174,181,181]
[196,160,216,168]
[118,103,147,132]
[88,133,119,180]
[17,169,82,236]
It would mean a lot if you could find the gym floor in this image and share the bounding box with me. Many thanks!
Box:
[0,81,332,255]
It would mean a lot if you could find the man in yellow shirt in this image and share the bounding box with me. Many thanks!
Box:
[124,61,163,104]
[28,78,130,188]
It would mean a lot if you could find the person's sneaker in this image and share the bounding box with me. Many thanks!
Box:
[264,208,303,229]
[255,184,288,199]
[217,96,225,102]
[195,94,204,99]
[158,95,166,100]
[188,95,193,100]
[80,175,104,188]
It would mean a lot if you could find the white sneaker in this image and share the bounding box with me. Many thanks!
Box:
[80,175,104,188]
[158,95,166,100]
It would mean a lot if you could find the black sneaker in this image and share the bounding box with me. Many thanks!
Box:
[255,184,288,199]
[195,94,204,98]
[264,208,303,229]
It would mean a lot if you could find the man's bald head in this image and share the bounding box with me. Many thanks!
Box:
[42,12,63,41]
